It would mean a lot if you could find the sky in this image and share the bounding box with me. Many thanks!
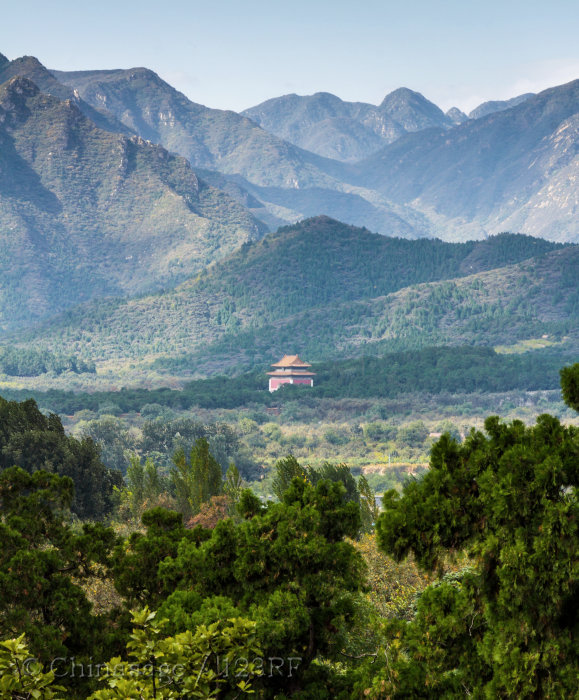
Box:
[2,0,579,113]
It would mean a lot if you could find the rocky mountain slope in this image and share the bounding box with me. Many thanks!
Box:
[2,50,578,262]
[51,63,422,235]
[0,53,131,135]
[355,80,579,241]
[0,76,264,331]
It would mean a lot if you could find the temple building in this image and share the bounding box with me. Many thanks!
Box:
[267,355,315,392]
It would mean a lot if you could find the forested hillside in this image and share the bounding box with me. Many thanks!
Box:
[0,345,571,414]
[10,217,571,371]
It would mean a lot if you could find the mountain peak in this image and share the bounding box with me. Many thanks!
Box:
[0,76,40,101]
[0,52,9,68]
[446,106,469,125]
[380,87,431,109]
[379,87,449,131]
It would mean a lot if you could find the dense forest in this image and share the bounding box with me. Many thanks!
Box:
[0,346,95,377]
[0,365,577,697]
[10,219,575,372]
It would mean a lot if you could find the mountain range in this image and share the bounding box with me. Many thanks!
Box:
[241,89,536,162]
[2,51,578,245]
[1,49,579,375]
[241,88,453,162]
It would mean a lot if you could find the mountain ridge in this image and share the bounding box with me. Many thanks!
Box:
[0,75,265,330]
[241,87,452,161]
[355,79,579,241]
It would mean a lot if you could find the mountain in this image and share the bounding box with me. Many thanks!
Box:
[52,64,423,235]
[4,52,579,247]
[355,80,579,241]
[52,66,340,188]
[469,92,535,119]
[0,76,264,331]
[241,88,452,161]
[15,217,568,371]
[445,107,469,125]
[0,54,131,135]
[378,87,450,132]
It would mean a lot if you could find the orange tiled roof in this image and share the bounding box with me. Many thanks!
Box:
[267,369,316,376]
[271,354,312,368]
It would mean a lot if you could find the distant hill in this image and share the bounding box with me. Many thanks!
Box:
[355,80,579,241]
[14,217,570,371]
[469,92,535,119]
[0,76,264,330]
[242,88,452,161]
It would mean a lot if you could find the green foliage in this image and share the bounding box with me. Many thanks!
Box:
[396,420,429,448]
[0,396,122,519]
[560,362,579,412]
[375,402,579,696]
[119,479,364,693]
[123,455,167,520]
[0,467,120,673]
[171,438,223,520]
[271,455,308,501]
[3,345,573,416]
[89,608,262,699]
[0,634,66,699]
[77,415,138,473]
[0,346,95,376]
[12,215,573,369]
[112,508,196,608]
[363,422,398,442]
[309,462,360,505]
[357,475,379,534]
[223,462,244,507]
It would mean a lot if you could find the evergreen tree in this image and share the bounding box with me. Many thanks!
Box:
[171,438,223,519]
[372,364,579,697]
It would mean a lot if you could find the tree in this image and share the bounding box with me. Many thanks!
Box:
[171,438,223,519]
[357,475,379,534]
[310,462,360,505]
[271,454,307,501]
[122,455,168,521]
[0,467,120,675]
[223,462,244,506]
[89,608,262,699]
[560,362,579,411]
[122,478,364,694]
[0,397,122,519]
[0,635,65,699]
[373,366,579,697]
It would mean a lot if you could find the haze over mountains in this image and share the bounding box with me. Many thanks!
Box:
[0,71,263,330]
[1,51,577,245]
[0,49,578,373]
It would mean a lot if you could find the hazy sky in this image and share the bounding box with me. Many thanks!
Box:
[2,0,578,113]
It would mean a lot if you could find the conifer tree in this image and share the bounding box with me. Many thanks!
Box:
[372,364,579,697]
